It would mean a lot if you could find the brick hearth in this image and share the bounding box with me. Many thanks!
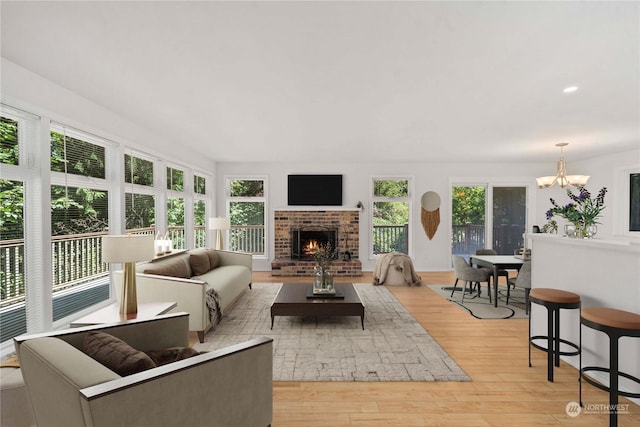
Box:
[271,209,362,277]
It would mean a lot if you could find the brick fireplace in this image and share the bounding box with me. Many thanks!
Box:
[271,209,362,276]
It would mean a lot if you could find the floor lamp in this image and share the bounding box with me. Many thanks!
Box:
[209,217,231,250]
[102,234,155,315]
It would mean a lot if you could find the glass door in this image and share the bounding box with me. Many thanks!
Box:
[451,184,527,260]
[491,186,526,254]
[451,185,486,261]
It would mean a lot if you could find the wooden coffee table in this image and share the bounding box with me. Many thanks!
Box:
[270,283,365,329]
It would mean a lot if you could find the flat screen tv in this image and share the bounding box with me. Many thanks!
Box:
[288,174,343,206]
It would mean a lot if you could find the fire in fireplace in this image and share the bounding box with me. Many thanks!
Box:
[291,226,338,260]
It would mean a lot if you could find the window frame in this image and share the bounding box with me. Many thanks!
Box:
[0,105,38,347]
[449,177,534,258]
[614,165,640,237]
[369,176,413,258]
[193,171,209,248]
[225,175,268,259]
[48,123,113,322]
[124,150,157,234]
[0,104,217,353]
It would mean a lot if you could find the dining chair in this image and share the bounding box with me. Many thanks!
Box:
[507,259,531,313]
[451,255,492,304]
[475,248,511,286]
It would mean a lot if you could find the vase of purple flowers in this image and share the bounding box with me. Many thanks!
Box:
[546,186,607,238]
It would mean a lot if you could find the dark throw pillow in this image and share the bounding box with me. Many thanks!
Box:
[206,249,220,270]
[189,250,211,276]
[83,331,156,376]
[145,347,200,366]
[143,257,190,278]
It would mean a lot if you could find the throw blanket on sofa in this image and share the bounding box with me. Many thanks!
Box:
[204,288,223,329]
[373,252,422,286]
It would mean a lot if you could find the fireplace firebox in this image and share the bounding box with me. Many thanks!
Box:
[291,226,338,260]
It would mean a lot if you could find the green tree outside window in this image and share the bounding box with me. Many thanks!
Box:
[0,116,19,165]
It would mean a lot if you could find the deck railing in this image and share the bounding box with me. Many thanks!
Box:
[5,222,491,304]
[1,226,162,307]
[373,224,408,254]
[230,225,265,254]
[452,224,524,256]
[452,224,485,255]
[0,239,25,305]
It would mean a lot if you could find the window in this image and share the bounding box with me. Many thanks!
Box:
[1,105,38,344]
[451,186,486,258]
[227,178,266,256]
[630,173,640,232]
[50,125,110,321]
[166,166,185,249]
[1,103,213,349]
[193,174,207,248]
[0,116,19,165]
[614,166,640,236]
[194,175,206,195]
[125,153,154,186]
[372,178,411,255]
[492,187,526,254]
[124,153,155,233]
[0,179,25,341]
[451,184,527,259]
[51,131,105,178]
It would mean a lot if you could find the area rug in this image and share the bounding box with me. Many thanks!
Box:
[194,283,470,382]
[428,284,528,319]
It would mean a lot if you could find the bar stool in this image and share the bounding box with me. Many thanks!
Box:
[580,307,640,427]
[528,288,581,382]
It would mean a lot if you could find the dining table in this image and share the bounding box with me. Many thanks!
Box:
[469,255,525,307]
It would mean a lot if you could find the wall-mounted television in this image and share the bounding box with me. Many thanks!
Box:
[288,174,343,206]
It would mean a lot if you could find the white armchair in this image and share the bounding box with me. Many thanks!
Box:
[14,313,273,427]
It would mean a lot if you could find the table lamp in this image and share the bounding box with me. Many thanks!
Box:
[209,217,231,250]
[102,234,155,315]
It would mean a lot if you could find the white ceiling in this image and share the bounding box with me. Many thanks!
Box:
[1,1,639,164]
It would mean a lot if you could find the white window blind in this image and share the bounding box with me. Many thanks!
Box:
[0,104,43,343]
[49,123,111,321]
[124,152,155,233]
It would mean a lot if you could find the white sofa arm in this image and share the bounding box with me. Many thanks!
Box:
[79,337,273,427]
[15,315,272,427]
[113,271,209,333]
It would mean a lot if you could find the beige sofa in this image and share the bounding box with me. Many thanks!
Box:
[115,248,252,342]
[14,313,273,427]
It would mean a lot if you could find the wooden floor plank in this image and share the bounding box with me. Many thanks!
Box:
[250,271,640,426]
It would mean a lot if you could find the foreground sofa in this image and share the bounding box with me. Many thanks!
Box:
[14,312,273,427]
[115,248,252,342]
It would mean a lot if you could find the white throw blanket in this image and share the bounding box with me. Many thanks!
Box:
[373,252,422,286]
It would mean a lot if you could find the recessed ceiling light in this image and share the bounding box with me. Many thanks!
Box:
[563,86,579,93]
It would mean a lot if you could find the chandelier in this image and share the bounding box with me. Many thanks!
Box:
[536,142,589,189]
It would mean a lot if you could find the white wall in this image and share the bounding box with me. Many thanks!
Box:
[4,56,637,273]
[218,148,639,272]
[1,58,216,173]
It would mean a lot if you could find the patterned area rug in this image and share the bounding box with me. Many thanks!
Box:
[428,284,528,319]
[194,283,470,382]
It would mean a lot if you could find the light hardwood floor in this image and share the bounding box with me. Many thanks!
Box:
[249,271,640,427]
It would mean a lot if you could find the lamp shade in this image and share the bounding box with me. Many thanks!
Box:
[208,217,231,230]
[536,142,589,189]
[102,234,155,263]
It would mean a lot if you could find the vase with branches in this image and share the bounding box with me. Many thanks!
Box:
[311,242,338,293]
